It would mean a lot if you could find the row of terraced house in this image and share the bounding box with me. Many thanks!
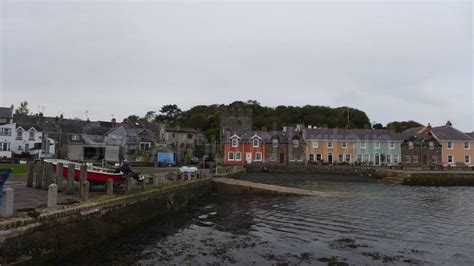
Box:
[223,121,474,168]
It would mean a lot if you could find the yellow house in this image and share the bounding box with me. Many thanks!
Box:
[305,129,355,164]
[431,121,474,166]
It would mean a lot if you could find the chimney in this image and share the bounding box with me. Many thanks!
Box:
[446,120,452,127]
[55,116,59,123]
[426,123,432,132]
[111,118,116,127]
[39,113,43,118]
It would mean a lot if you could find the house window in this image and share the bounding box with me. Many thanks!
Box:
[408,141,414,149]
[412,155,418,164]
[0,128,11,136]
[309,154,315,161]
[431,156,437,164]
[312,142,318,149]
[255,152,262,161]
[16,129,23,140]
[0,142,10,151]
[29,130,35,141]
[338,154,344,162]
[464,142,470,150]
[389,142,395,149]
[386,154,391,163]
[235,152,241,161]
[253,139,259,148]
[228,152,234,161]
[465,155,470,164]
[447,142,453,149]
[342,142,347,149]
[429,141,434,149]
[272,139,278,147]
[293,139,299,148]
[364,154,370,162]
[357,154,362,162]
[139,142,151,151]
[405,155,411,164]
[345,154,351,163]
[71,134,81,141]
[316,154,322,161]
[231,138,239,147]
[374,142,381,149]
[394,155,399,164]
[448,155,453,164]
[18,145,22,151]
[270,153,276,161]
[187,134,193,139]
[327,141,333,148]
[360,142,366,149]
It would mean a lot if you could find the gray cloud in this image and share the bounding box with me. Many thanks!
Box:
[1,1,472,130]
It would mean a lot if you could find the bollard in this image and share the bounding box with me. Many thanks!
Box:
[141,180,146,190]
[35,162,44,189]
[79,164,87,196]
[56,163,64,191]
[1,187,14,217]
[26,161,35,187]
[125,177,132,193]
[106,178,114,196]
[43,163,52,190]
[81,181,90,201]
[66,164,75,195]
[47,184,58,208]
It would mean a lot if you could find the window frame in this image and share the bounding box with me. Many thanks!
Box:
[312,142,318,149]
[231,138,239,147]
[447,155,454,164]
[374,141,381,149]
[272,139,278,148]
[235,152,241,161]
[389,142,395,149]
[447,141,453,149]
[429,141,434,149]
[341,142,347,149]
[360,141,366,149]
[327,141,333,149]
[408,141,414,149]
[255,152,262,161]
[465,155,470,164]
[227,152,235,161]
[252,138,260,148]
[464,142,470,150]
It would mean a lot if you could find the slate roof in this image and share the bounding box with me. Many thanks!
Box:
[0,107,13,118]
[431,126,473,141]
[304,128,402,141]
[223,131,271,142]
[465,132,474,139]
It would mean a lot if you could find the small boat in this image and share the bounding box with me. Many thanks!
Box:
[179,166,198,180]
[45,159,125,184]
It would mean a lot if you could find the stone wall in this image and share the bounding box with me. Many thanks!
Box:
[0,178,213,264]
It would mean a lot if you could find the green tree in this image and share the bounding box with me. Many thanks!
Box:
[187,113,209,130]
[15,101,29,115]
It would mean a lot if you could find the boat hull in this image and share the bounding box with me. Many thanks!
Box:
[47,160,125,184]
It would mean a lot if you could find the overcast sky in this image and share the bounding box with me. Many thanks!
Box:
[1,1,472,130]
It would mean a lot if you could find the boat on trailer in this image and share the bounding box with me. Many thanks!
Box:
[45,159,125,184]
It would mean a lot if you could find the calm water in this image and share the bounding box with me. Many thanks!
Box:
[74,174,474,265]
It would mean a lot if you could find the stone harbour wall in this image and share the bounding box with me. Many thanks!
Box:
[0,178,213,264]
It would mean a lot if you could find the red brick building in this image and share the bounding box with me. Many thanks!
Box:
[223,132,267,165]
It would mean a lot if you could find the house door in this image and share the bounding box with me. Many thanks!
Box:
[279,153,285,163]
[375,153,380,166]
[25,144,29,153]
[423,155,428,166]
[246,152,253,164]
[328,153,333,164]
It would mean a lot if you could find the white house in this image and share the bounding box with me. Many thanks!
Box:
[0,106,15,158]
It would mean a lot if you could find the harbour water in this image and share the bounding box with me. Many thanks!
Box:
[73,174,474,265]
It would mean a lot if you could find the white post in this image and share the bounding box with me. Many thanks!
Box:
[1,187,14,217]
[47,184,58,208]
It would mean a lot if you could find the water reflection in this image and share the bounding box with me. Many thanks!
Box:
[69,173,474,265]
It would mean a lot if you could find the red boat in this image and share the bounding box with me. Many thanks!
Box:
[45,159,125,184]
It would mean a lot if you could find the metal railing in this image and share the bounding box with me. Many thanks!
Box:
[215,165,244,174]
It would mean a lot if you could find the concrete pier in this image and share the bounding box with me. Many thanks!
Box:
[212,178,334,197]
[1,187,14,217]
[66,164,75,194]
